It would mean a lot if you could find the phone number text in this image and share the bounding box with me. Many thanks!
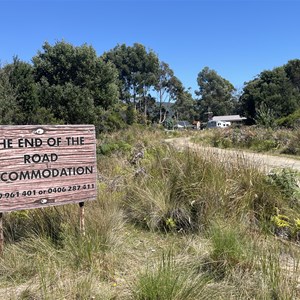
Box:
[0,184,95,199]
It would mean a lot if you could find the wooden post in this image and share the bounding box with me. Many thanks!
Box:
[79,202,85,236]
[0,213,3,256]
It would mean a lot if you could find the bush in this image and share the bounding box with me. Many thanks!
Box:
[97,140,132,156]
[277,109,300,128]
[281,130,300,155]
[250,139,278,152]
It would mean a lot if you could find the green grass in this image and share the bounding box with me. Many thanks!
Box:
[132,250,225,300]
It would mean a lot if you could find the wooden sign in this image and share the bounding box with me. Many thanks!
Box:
[0,125,97,212]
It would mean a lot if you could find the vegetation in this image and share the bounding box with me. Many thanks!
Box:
[195,67,237,120]
[1,127,300,298]
[192,126,300,156]
[0,41,197,130]
[2,40,300,131]
[240,60,300,124]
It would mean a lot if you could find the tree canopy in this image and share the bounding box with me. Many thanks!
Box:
[240,61,300,123]
[32,41,119,125]
[102,44,159,101]
[1,40,300,131]
[195,67,236,120]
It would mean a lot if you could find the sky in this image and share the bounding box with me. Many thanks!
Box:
[1,0,300,94]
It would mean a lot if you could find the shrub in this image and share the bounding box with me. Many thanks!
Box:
[281,130,300,155]
[250,139,278,152]
[267,168,300,200]
[277,109,300,128]
[97,140,132,156]
[194,127,300,154]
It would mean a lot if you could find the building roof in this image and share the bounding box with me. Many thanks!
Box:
[212,115,247,122]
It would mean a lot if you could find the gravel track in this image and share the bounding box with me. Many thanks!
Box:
[165,137,300,172]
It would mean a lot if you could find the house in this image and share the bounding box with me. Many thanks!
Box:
[206,115,246,129]
[211,115,246,123]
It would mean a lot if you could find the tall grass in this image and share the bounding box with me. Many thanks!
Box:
[132,250,226,300]
[229,238,300,299]
[1,127,300,298]
[0,186,125,298]
[206,222,254,279]
[124,143,291,234]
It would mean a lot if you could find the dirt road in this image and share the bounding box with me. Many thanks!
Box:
[165,137,300,172]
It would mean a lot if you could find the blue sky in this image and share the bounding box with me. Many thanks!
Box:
[1,0,300,94]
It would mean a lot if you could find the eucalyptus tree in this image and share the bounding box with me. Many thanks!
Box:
[102,43,160,119]
[102,44,132,103]
[33,41,119,125]
[173,88,197,121]
[154,61,184,123]
[196,67,236,120]
[138,46,160,119]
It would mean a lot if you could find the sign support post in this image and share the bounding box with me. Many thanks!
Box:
[0,213,3,256]
[79,202,85,236]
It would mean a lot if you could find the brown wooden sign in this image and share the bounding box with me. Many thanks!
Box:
[0,125,97,212]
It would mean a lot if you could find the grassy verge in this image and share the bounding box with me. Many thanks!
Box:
[192,126,300,156]
[0,126,300,299]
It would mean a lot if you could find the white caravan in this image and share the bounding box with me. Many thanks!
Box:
[207,120,231,129]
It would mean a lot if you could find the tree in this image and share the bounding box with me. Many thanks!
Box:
[155,62,183,123]
[195,67,236,120]
[32,41,119,125]
[3,57,39,124]
[0,66,20,124]
[285,59,300,91]
[255,102,276,128]
[173,88,197,121]
[103,43,160,119]
[139,49,159,119]
[240,66,300,122]
[102,44,133,103]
